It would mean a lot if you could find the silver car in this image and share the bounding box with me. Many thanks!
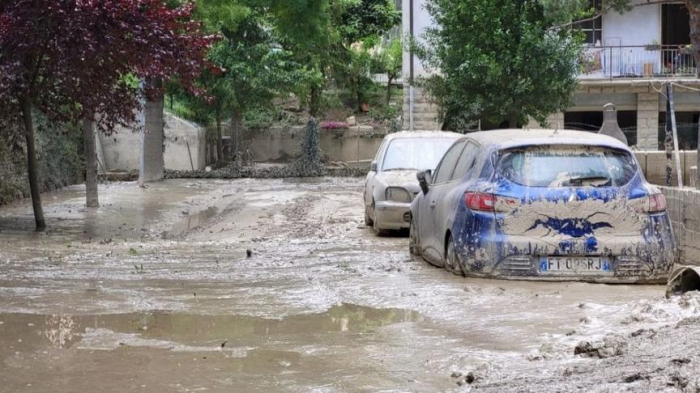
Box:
[364,131,462,234]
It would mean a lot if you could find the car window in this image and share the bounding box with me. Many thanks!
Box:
[381,137,458,171]
[433,140,466,184]
[497,146,638,187]
[451,142,480,181]
[374,140,386,162]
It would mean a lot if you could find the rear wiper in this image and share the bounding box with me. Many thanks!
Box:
[566,176,612,187]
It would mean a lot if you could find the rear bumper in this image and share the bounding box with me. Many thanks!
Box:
[374,201,411,230]
[456,255,671,284]
[452,216,675,284]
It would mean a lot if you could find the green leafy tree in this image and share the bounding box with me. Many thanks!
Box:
[422,0,582,129]
[372,38,403,105]
[269,0,400,116]
[191,1,307,160]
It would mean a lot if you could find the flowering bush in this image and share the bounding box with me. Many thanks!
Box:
[320,121,350,130]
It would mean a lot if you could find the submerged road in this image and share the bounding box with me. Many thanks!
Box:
[0,178,698,392]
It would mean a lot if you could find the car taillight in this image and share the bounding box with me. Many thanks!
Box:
[464,192,519,212]
[635,193,667,214]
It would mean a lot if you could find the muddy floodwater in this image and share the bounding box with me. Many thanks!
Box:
[1,178,699,392]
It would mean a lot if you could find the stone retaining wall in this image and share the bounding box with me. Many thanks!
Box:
[245,126,387,163]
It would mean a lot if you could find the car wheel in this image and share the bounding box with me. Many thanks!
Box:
[364,206,373,227]
[372,208,389,236]
[409,217,420,256]
[445,236,465,276]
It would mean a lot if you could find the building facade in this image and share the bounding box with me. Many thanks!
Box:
[402,0,700,150]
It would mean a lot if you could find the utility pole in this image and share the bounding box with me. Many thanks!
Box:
[665,83,683,187]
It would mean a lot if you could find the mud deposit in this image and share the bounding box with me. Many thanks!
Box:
[0,178,698,392]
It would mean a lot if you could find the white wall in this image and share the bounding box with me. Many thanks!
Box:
[603,1,660,46]
[99,113,206,172]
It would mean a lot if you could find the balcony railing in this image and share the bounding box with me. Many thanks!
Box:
[579,45,697,80]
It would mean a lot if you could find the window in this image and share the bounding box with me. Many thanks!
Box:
[381,137,458,171]
[497,146,637,188]
[451,142,480,181]
[662,4,691,46]
[573,0,602,45]
[433,141,466,184]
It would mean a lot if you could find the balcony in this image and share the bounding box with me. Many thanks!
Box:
[579,45,697,80]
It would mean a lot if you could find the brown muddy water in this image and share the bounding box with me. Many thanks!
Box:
[0,178,699,392]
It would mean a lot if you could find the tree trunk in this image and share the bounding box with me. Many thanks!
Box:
[354,77,363,113]
[687,1,700,77]
[508,112,519,128]
[215,107,223,163]
[139,78,165,185]
[386,76,394,105]
[231,109,243,162]
[309,85,322,118]
[83,114,99,208]
[19,96,46,231]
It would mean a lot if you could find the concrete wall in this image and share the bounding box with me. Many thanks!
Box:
[245,126,386,163]
[99,113,206,172]
[661,186,700,266]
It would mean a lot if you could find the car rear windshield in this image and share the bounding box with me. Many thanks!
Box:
[496,146,638,187]
[382,137,456,171]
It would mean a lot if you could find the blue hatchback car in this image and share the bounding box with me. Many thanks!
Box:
[409,129,675,283]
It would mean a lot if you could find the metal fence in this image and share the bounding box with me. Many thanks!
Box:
[564,122,638,147]
[371,73,404,86]
[657,122,699,150]
[580,45,696,80]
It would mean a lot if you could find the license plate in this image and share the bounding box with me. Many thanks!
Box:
[540,257,610,273]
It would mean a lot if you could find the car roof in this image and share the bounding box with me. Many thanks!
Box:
[459,129,631,151]
[382,131,464,141]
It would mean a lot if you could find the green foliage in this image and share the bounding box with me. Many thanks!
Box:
[422,0,583,129]
[540,0,632,26]
[243,107,278,130]
[340,0,401,45]
[368,105,399,123]
[0,114,82,205]
[368,104,401,132]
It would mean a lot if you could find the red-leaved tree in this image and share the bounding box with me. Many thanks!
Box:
[0,0,213,230]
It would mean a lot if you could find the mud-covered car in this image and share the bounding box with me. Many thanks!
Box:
[364,131,462,234]
[409,129,675,283]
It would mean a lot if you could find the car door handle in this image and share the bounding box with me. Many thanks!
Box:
[430,201,436,209]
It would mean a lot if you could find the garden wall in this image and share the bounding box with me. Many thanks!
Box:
[99,113,206,172]
[245,126,387,164]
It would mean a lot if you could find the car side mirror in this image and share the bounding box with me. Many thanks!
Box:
[417,170,432,194]
[370,161,377,172]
